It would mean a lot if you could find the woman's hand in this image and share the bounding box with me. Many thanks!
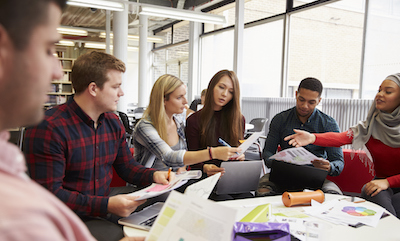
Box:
[203,164,225,177]
[364,179,390,197]
[211,146,242,161]
[231,153,245,161]
[284,129,316,147]
[176,166,187,174]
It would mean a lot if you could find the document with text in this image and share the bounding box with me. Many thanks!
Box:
[128,170,202,200]
[146,191,237,241]
[270,147,322,165]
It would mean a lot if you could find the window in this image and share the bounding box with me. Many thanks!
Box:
[287,0,365,98]
[362,0,400,98]
[242,19,284,97]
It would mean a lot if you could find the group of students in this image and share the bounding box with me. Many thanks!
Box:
[1,1,400,241]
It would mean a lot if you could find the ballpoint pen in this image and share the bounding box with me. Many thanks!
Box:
[218,137,239,155]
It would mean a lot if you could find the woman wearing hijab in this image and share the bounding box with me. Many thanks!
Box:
[284,73,400,217]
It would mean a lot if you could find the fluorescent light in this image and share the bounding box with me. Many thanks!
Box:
[57,27,88,36]
[140,5,226,24]
[56,40,75,47]
[67,0,124,12]
[99,32,163,43]
[84,42,106,49]
[84,42,138,51]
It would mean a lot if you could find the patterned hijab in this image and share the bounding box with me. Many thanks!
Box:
[351,73,400,149]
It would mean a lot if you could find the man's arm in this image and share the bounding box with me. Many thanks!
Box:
[24,121,109,217]
[262,115,282,167]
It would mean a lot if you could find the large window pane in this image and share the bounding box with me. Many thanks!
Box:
[362,0,400,99]
[205,0,286,32]
[200,30,234,89]
[242,19,284,97]
[287,0,365,98]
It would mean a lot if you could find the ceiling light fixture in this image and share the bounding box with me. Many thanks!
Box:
[84,42,138,51]
[57,27,88,36]
[56,40,75,47]
[99,32,163,43]
[139,5,226,24]
[66,0,124,12]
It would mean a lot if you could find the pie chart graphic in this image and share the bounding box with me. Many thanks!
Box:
[342,206,376,216]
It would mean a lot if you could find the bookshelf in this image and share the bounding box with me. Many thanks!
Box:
[45,57,75,107]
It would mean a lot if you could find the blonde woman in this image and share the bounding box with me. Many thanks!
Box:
[132,74,241,172]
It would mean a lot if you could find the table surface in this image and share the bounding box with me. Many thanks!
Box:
[123,194,400,240]
[245,123,254,130]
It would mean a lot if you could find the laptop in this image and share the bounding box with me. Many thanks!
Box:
[118,202,164,230]
[269,160,328,193]
[216,160,263,195]
[118,173,221,230]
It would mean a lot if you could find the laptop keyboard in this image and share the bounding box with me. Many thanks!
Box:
[139,215,158,227]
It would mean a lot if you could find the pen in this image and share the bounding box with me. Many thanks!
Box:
[218,138,239,155]
[167,167,171,180]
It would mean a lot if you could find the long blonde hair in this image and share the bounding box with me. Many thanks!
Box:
[142,74,184,141]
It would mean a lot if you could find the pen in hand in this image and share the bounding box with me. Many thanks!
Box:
[218,138,240,156]
[167,167,171,181]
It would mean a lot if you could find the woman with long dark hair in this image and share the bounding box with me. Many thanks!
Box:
[186,70,245,177]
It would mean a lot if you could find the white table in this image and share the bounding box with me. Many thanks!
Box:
[245,123,254,130]
[124,194,400,240]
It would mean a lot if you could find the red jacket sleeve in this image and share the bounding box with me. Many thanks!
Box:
[314,130,353,147]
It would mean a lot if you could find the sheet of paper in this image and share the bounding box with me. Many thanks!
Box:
[232,131,262,158]
[304,199,384,227]
[128,170,202,200]
[184,172,221,199]
[146,191,237,241]
[269,147,321,165]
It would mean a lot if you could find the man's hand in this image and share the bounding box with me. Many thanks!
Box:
[364,179,390,197]
[311,159,331,172]
[107,195,146,217]
[203,164,225,177]
[153,171,175,185]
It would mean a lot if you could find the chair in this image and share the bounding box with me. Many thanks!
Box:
[9,127,25,150]
[243,118,268,160]
[132,107,145,127]
[245,118,268,138]
[118,111,133,134]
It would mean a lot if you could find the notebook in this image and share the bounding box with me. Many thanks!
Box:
[269,160,328,193]
[118,173,221,230]
[216,160,263,195]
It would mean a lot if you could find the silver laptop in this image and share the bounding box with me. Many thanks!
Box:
[118,173,220,230]
[216,160,263,195]
[118,202,164,230]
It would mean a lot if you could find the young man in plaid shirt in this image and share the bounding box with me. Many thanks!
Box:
[24,51,172,241]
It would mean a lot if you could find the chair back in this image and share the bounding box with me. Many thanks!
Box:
[249,118,267,132]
